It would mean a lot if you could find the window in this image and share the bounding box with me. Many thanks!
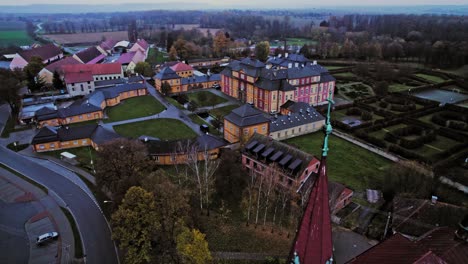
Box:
[87,81,90,84]
[292,129,295,134]
[245,158,250,165]
[299,127,301,132]
[72,88,75,91]
[170,156,175,162]
[79,115,83,119]
[155,156,159,162]
[254,128,257,133]
[262,125,266,131]
[82,139,87,144]
[50,143,55,148]
[73,141,78,145]
[81,87,84,92]
[72,83,75,86]
[244,129,249,135]
[39,145,45,149]
[277,133,280,138]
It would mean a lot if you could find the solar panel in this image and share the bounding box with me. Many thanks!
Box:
[245,140,258,150]
[288,159,303,171]
[261,147,275,158]
[270,151,283,162]
[253,144,265,154]
[279,154,293,166]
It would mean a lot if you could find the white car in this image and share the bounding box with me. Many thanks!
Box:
[36,232,59,245]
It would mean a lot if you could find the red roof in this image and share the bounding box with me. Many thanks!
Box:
[64,71,93,84]
[44,57,81,73]
[99,39,118,50]
[62,63,122,76]
[418,228,468,264]
[291,157,333,264]
[19,44,62,62]
[170,62,194,72]
[135,39,149,50]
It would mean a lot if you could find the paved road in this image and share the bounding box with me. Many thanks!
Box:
[0,146,118,264]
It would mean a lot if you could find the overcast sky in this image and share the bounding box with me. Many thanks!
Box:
[4,0,468,6]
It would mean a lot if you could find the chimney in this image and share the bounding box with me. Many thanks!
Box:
[313,60,317,65]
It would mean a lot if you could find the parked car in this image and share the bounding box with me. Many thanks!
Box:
[36,232,59,246]
[200,124,209,133]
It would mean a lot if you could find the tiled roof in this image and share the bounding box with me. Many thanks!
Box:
[36,107,58,121]
[171,62,194,72]
[19,44,62,62]
[418,227,468,264]
[254,78,294,91]
[131,50,146,64]
[62,63,122,76]
[57,103,101,118]
[281,101,311,113]
[269,108,325,132]
[44,56,81,73]
[99,39,118,50]
[224,104,270,127]
[243,133,317,177]
[135,39,149,51]
[154,67,180,80]
[95,78,125,88]
[117,52,136,64]
[180,74,220,85]
[320,73,336,83]
[32,124,121,145]
[86,54,106,64]
[74,46,104,64]
[240,57,265,68]
[64,71,93,84]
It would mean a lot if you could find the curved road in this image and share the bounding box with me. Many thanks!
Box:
[0,146,117,264]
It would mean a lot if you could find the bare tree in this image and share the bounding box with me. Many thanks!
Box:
[262,165,277,229]
[243,168,258,226]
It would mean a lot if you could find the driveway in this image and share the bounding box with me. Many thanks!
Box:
[0,147,118,264]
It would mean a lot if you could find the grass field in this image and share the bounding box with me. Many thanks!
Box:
[285,132,392,192]
[334,72,356,78]
[0,30,33,47]
[146,48,167,66]
[166,97,185,109]
[415,73,446,83]
[44,147,97,167]
[389,83,412,93]
[209,104,240,118]
[104,96,165,123]
[187,91,228,107]
[188,114,221,136]
[324,65,346,70]
[113,119,197,140]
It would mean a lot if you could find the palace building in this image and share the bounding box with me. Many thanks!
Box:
[220,56,335,113]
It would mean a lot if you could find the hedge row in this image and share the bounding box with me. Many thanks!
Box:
[389,144,432,164]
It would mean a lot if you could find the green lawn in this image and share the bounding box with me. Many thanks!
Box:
[145,48,167,66]
[285,132,393,192]
[188,114,221,136]
[415,73,446,83]
[166,97,185,109]
[104,96,165,123]
[43,147,97,168]
[0,30,33,47]
[113,119,197,140]
[209,104,240,118]
[187,91,228,107]
[389,83,411,93]
[334,72,356,78]
[324,65,346,70]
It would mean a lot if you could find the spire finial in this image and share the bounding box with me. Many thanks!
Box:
[322,88,334,157]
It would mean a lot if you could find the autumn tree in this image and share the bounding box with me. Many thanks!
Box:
[52,70,64,90]
[255,41,270,62]
[213,31,230,57]
[176,227,212,264]
[0,69,21,113]
[161,81,171,95]
[95,138,149,203]
[23,56,45,91]
[134,61,153,77]
[169,46,178,61]
[112,187,158,264]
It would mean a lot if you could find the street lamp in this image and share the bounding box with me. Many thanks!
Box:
[103,200,114,204]
[13,141,17,152]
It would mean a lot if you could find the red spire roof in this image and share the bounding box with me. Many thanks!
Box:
[291,157,333,263]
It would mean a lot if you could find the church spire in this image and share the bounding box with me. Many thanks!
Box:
[290,88,334,264]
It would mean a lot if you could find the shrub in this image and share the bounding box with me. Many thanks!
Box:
[379,101,388,108]
[389,145,432,164]
[367,136,388,148]
[361,110,373,121]
[346,107,362,116]
[390,103,416,112]
[448,121,467,131]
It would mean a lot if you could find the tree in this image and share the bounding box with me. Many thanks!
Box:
[169,45,178,61]
[0,69,21,113]
[374,81,389,96]
[255,41,270,62]
[176,227,212,264]
[134,62,153,77]
[112,187,158,264]
[52,70,64,90]
[215,149,246,205]
[23,56,45,91]
[213,31,230,57]
[128,19,138,42]
[161,81,171,95]
[95,138,149,203]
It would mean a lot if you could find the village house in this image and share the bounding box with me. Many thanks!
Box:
[72,46,107,64]
[10,44,63,70]
[35,81,147,127]
[220,56,336,113]
[117,50,146,73]
[96,39,119,55]
[38,56,82,84]
[348,227,468,263]
[153,62,220,94]
[242,133,320,190]
[31,124,121,152]
[223,104,270,144]
[62,63,124,96]
[128,39,150,59]
[188,57,230,68]
[144,134,227,165]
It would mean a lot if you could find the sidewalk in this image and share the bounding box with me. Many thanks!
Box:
[0,166,75,264]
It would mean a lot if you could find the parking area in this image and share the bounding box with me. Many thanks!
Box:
[26,216,60,264]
